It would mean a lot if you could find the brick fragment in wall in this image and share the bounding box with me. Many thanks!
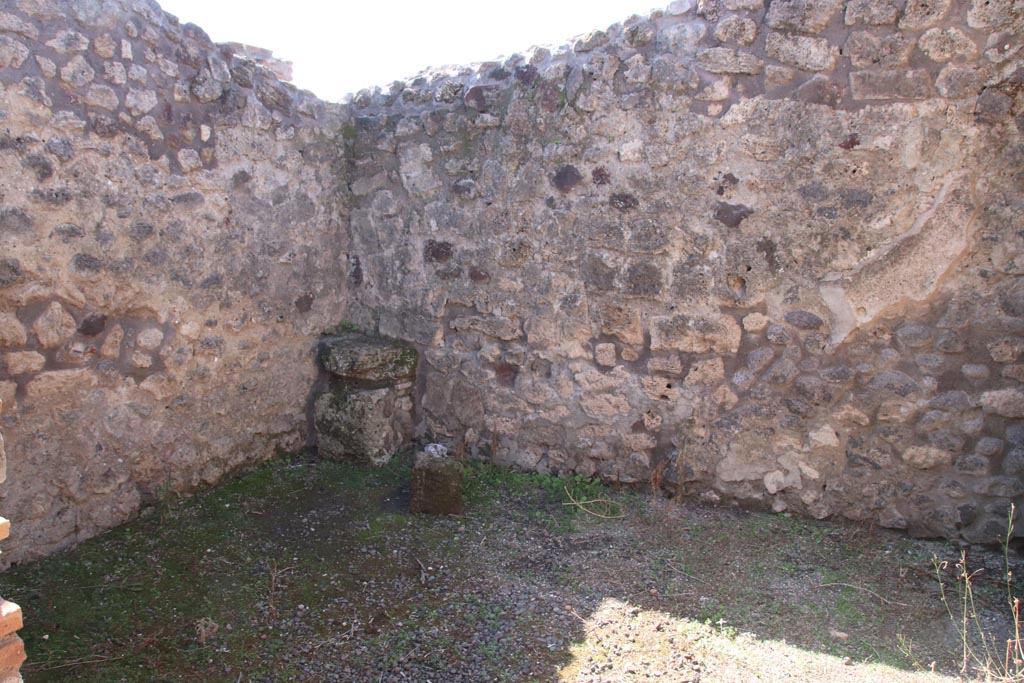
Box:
[0,634,25,674]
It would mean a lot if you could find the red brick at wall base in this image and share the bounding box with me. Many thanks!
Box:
[0,634,25,676]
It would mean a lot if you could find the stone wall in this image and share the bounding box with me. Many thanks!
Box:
[340,0,1024,542]
[0,0,348,565]
[0,0,1022,568]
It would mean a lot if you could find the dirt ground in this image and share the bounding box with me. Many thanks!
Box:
[4,452,1022,682]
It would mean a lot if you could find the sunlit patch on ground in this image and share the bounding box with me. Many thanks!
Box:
[560,597,960,682]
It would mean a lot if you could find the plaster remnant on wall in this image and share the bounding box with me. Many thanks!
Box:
[820,174,977,344]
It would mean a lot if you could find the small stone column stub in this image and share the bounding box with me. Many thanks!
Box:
[411,444,465,515]
[313,333,419,466]
[0,400,26,682]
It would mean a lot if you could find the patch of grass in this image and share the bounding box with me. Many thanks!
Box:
[1,452,421,682]
[4,452,1020,683]
[352,511,408,543]
[463,461,622,532]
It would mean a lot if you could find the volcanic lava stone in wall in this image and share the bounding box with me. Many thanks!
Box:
[314,334,418,466]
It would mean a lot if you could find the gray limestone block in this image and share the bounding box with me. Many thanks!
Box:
[318,333,418,384]
[935,331,965,353]
[967,0,1020,29]
[314,384,414,466]
[955,454,990,474]
[845,31,912,69]
[765,0,842,33]
[976,437,1004,457]
[899,0,952,30]
[766,32,837,72]
[844,0,900,26]
[868,370,920,397]
[696,47,764,74]
[928,390,976,412]
[981,388,1024,418]
[850,69,933,100]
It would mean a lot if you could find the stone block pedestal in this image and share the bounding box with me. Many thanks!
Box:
[314,333,417,466]
[411,447,465,515]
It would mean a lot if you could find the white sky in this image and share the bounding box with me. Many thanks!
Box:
[157,0,665,102]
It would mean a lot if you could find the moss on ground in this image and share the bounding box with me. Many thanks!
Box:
[2,452,1021,682]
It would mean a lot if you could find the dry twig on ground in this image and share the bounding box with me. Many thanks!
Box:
[818,582,910,607]
[562,486,625,519]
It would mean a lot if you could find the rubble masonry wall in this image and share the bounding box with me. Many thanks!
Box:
[0,0,1022,571]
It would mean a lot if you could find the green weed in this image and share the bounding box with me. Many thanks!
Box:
[463,461,623,532]
[933,504,1024,681]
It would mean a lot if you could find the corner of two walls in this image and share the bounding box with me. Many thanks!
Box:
[0,0,1023,569]
[341,0,1024,542]
[0,0,352,566]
